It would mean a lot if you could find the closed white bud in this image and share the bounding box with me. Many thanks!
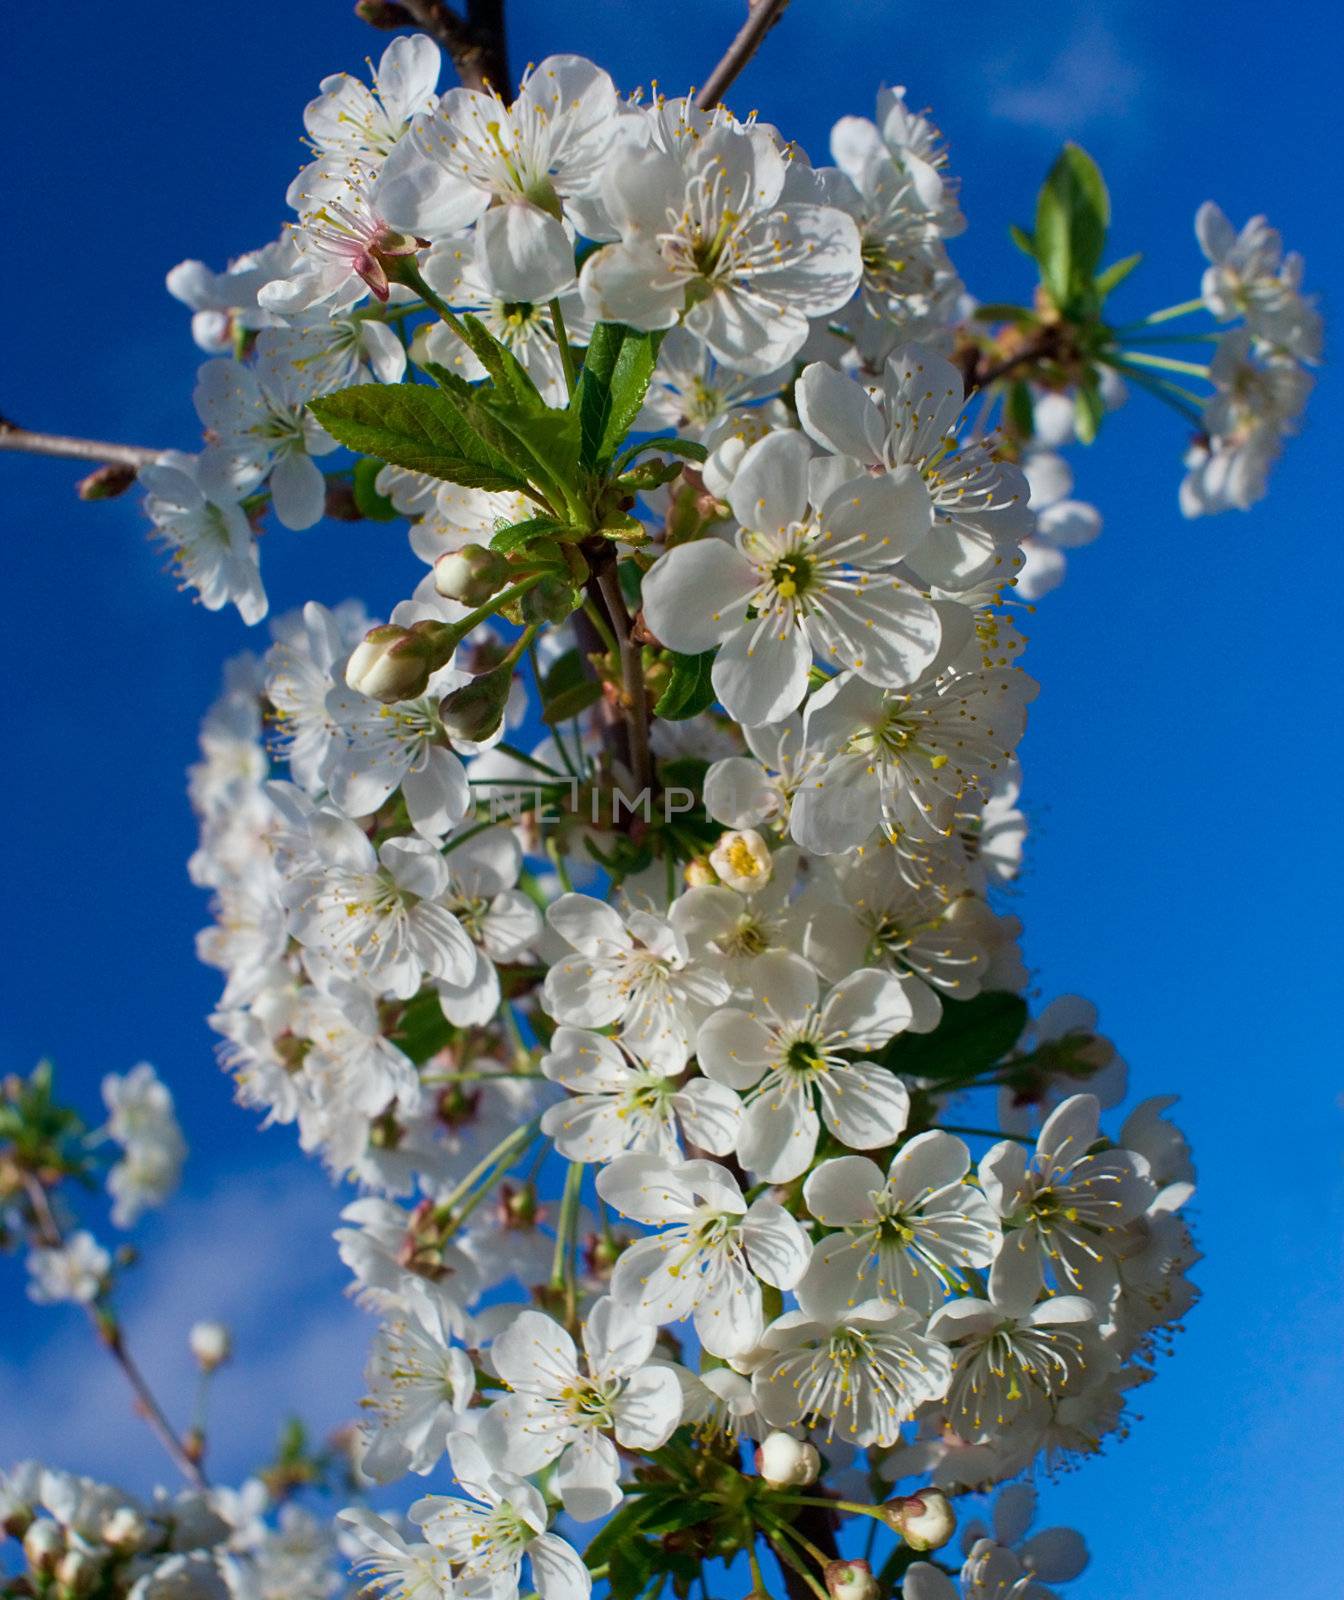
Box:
[23,1518,63,1573]
[756,1429,821,1488]
[346,624,441,704]
[100,1505,148,1551]
[434,545,511,606]
[824,1560,880,1600]
[884,1490,955,1552]
[709,828,772,892]
[189,1320,232,1372]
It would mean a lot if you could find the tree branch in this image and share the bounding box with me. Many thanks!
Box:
[358,0,509,92]
[695,0,790,112]
[20,1173,206,1489]
[0,418,165,471]
[595,562,653,795]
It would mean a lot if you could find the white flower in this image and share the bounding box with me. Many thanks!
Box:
[675,1364,766,1444]
[539,1027,741,1162]
[435,825,541,1024]
[789,666,1036,858]
[751,1297,952,1446]
[641,430,941,727]
[927,1247,1101,1443]
[378,55,619,301]
[261,159,416,313]
[542,894,731,1073]
[192,338,341,531]
[696,959,913,1182]
[417,236,593,405]
[323,678,471,838]
[800,1133,1001,1316]
[140,451,266,626]
[581,101,861,374]
[27,1233,110,1305]
[335,1197,479,1327]
[360,1288,475,1480]
[166,236,296,352]
[596,1154,810,1357]
[1195,201,1322,360]
[411,1432,591,1600]
[904,1536,1067,1600]
[265,601,369,794]
[703,713,826,834]
[796,346,1032,592]
[667,868,813,997]
[302,35,440,166]
[1015,449,1101,601]
[979,1093,1156,1302]
[958,1482,1089,1588]
[337,1507,454,1600]
[480,1298,680,1520]
[286,815,476,999]
[636,327,788,438]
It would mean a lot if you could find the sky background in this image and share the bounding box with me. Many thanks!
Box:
[2,0,1342,1593]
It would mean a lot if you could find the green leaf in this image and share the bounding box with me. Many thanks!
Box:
[969,302,1038,324]
[879,991,1028,1081]
[351,456,399,521]
[1005,381,1035,440]
[391,989,455,1065]
[1008,223,1036,259]
[309,384,531,492]
[490,516,570,553]
[1074,374,1104,444]
[455,313,545,410]
[541,646,604,724]
[613,435,709,473]
[654,649,716,720]
[1034,143,1110,311]
[1095,251,1143,299]
[577,322,665,468]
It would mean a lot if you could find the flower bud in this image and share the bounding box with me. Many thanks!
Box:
[824,1560,880,1600]
[76,463,138,500]
[755,1430,821,1488]
[883,1490,955,1552]
[438,660,516,744]
[521,574,580,624]
[23,1518,63,1574]
[354,0,416,27]
[189,1320,232,1372]
[709,828,772,892]
[683,858,716,887]
[434,544,512,606]
[346,622,448,704]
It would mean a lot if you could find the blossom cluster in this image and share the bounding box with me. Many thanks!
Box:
[6,19,1312,1600]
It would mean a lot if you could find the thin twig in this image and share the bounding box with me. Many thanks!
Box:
[596,562,653,793]
[20,1173,206,1488]
[0,420,165,470]
[695,0,791,112]
[365,0,510,92]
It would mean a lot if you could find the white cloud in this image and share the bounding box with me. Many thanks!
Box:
[988,17,1144,134]
[0,1160,372,1491]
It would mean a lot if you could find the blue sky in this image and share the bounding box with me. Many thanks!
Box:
[3,0,1342,1593]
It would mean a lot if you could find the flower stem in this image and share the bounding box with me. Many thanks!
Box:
[549,298,578,399]
[434,1116,542,1221]
[1115,349,1211,379]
